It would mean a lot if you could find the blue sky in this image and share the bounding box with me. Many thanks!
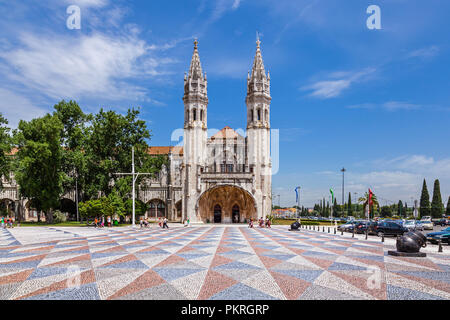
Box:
[0,0,449,207]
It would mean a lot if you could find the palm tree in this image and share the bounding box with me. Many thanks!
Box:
[358,191,379,218]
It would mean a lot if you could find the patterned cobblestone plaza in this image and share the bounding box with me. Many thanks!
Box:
[0,225,449,300]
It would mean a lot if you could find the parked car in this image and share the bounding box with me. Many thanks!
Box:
[354,221,371,234]
[338,221,356,232]
[426,227,450,244]
[368,221,408,237]
[404,220,424,231]
[434,219,449,226]
[419,220,434,230]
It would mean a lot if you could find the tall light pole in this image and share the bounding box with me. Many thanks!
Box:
[341,168,346,207]
[114,147,154,227]
[75,172,79,222]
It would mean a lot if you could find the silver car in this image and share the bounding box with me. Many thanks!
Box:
[418,220,433,230]
[404,220,424,231]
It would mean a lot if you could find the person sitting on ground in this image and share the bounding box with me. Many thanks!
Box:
[248,218,253,228]
[266,218,271,228]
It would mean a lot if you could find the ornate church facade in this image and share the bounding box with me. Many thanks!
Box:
[140,39,272,224]
[0,39,273,224]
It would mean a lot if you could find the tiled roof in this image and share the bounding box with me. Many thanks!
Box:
[210,126,243,140]
[148,146,183,156]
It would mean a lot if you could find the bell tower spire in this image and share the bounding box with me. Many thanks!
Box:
[245,37,272,220]
[182,39,208,224]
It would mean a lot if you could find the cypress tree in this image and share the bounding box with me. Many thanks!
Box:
[431,179,444,218]
[447,196,450,215]
[419,179,431,219]
[404,202,408,217]
[397,200,403,217]
[348,192,353,216]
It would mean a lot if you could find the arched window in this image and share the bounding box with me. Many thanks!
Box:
[200,109,204,121]
[250,110,254,122]
[186,110,189,122]
[257,109,261,121]
[193,109,197,121]
[265,109,268,122]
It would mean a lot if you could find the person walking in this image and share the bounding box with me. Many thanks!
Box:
[158,217,162,228]
[107,216,111,227]
[1,217,5,229]
[163,217,169,229]
[248,218,253,228]
[94,217,98,228]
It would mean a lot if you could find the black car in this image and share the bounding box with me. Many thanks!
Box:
[368,221,408,237]
[434,219,449,226]
[353,221,370,234]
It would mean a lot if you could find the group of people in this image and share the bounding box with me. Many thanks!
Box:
[248,217,271,228]
[93,216,112,228]
[158,217,169,229]
[1,217,14,229]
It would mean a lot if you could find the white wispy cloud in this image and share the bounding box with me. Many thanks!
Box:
[407,45,440,59]
[0,30,176,102]
[63,0,109,8]
[0,88,48,129]
[301,68,376,99]
[347,101,422,111]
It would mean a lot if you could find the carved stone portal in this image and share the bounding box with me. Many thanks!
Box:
[198,185,256,223]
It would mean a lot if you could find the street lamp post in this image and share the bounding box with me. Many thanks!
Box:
[341,168,346,209]
[75,173,79,222]
[114,147,154,228]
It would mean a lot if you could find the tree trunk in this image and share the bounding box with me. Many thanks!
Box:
[46,209,54,224]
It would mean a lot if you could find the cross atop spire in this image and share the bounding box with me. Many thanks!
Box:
[188,38,204,80]
[251,36,266,80]
[184,38,208,100]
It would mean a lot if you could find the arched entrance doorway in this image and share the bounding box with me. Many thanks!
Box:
[214,205,222,223]
[232,205,240,223]
[198,185,256,223]
[0,199,15,218]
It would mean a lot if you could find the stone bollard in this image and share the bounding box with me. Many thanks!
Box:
[323,226,325,232]
[382,234,385,243]
[438,240,443,253]
[365,230,368,240]
[334,228,336,234]
[328,227,330,233]
[341,229,343,235]
[352,228,355,238]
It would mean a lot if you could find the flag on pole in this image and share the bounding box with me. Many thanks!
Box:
[295,187,300,203]
[369,188,373,206]
[330,188,334,202]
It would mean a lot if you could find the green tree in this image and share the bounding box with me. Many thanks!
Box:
[0,114,12,189]
[419,179,431,219]
[397,200,403,217]
[447,196,450,215]
[83,108,165,200]
[380,206,392,218]
[53,100,89,205]
[347,192,353,216]
[431,179,444,218]
[14,114,64,223]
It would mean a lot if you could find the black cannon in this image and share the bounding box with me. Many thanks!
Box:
[289,221,301,232]
[388,231,427,257]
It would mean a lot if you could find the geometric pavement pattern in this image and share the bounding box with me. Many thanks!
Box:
[0,226,449,300]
